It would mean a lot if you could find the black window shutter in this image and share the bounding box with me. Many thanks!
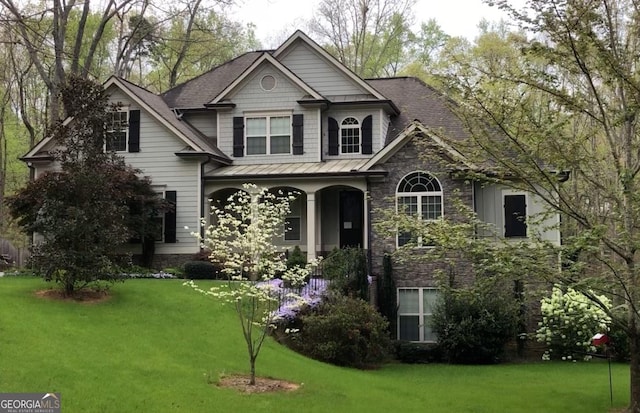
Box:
[361,115,373,154]
[233,117,244,157]
[128,110,140,153]
[164,191,177,243]
[328,117,339,155]
[504,194,527,238]
[292,114,304,155]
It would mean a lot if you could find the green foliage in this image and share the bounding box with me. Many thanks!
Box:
[146,9,259,91]
[183,260,221,280]
[311,0,419,77]
[394,341,443,364]
[608,317,631,362]
[289,293,391,368]
[431,280,520,364]
[6,76,164,295]
[536,286,611,361]
[286,245,307,269]
[323,247,369,300]
[377,253,397,337]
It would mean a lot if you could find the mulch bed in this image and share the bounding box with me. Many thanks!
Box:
[35,288,111,303]
[217,374,301,393]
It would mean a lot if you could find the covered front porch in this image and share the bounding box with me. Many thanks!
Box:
[204,179,368,260]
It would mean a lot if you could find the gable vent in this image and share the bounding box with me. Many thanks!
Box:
[260,75,276,91]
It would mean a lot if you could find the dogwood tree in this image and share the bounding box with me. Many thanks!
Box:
[185,184,319,385]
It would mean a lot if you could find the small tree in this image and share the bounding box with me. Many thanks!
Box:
[6,76,165,295]
[185,184,319,385]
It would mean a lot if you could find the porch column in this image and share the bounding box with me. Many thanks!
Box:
[306,191,316,261]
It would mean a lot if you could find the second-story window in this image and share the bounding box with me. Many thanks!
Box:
[397,171,443,247]
[246,115,291,155]
[340,117,360,154]
[106,110,128,152]
[104,109,140,153]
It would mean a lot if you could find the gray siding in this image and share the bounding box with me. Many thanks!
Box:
[183,112,217,139]
[108,87,201,254]
[474,182,560,244]
[219,63,321,163]
[279,41,366,96]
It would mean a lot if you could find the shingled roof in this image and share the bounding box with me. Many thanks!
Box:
[366,77,469,145]
[111,77,231,163]
[162,51,266,109]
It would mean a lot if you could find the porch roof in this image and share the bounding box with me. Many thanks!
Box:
[204,159,386,179]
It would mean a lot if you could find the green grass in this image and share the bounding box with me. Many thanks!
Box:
[0,277,631,412]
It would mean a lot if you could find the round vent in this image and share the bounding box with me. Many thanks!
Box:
[260,75,276,91]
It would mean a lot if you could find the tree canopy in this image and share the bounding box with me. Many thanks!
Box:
[7,76,165,295]
[435,1,640,410]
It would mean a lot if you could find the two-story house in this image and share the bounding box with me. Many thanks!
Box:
[22,31,560,342]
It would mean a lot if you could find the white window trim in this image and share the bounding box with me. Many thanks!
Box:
[397,287,439,343]
[340,116,361,154]
[105,109,129,153]
[502,190,529,239]
[395,172,444,248]
[244,112,292,156]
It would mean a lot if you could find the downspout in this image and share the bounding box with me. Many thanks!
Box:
[367,179,373,276]
[199,159,209,243]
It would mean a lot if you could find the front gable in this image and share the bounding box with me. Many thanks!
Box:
[216,60,322,164]
[277,39,367,97]
[274,31,387,101]
[208,53,324,105]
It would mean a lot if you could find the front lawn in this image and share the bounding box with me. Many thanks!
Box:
[0,277,630,412]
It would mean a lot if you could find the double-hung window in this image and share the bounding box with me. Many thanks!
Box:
[396,171,443,247]
[106,110,128,152]
[246,115,291,155]
[398,287,439,342]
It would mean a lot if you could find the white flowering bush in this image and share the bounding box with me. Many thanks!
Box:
[184,184,319,385]
[536,286,611,361]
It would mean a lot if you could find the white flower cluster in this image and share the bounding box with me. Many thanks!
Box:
[536,285,611,361]
[185,183,321,328]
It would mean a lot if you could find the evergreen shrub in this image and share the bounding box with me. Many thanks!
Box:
[289,293,391,368]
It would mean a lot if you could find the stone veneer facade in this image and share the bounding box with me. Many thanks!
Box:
[369,136,475,288]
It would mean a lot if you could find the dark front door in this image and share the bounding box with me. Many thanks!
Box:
[339,190,363,248]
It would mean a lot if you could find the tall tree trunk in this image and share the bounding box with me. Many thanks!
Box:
[168,0,203,89]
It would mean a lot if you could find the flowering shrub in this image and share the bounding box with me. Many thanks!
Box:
[536,286,611,361]
[262,277,330,322]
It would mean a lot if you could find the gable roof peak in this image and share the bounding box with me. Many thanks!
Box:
[274,30,388,101]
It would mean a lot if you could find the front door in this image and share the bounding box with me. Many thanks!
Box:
[339,190,363,248]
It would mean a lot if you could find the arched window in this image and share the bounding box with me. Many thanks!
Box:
[396,172,443,247]
[340,117,360,154]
